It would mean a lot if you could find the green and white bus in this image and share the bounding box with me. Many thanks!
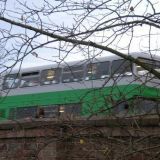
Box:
[0,53,160,120]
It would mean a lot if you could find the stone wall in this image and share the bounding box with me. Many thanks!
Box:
[0,116,159,160]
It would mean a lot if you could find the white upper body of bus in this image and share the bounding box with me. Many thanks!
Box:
[1,52,160,96]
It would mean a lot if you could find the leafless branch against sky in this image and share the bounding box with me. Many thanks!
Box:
[0,1,160,159]
[0,0,160,69]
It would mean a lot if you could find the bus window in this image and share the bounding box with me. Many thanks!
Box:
[14,107,37,119]
[85,61,110,80]
[3,74,20,90]
[62,65,84,83]
[137,58,160,76]
[58,103,81,116]
[131,99,160,115]
[42,106,59,118]
[85,63,97,80]
[20,71,40,87]
[41,68,61,85]
[111,59,132,76]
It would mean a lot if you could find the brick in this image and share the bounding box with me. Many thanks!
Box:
[7,143,23,152]
[0,118,159,160]
[0,143,7,150]
[24,143,37,150]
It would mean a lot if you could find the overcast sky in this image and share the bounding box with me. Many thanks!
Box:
[1,0,160,69]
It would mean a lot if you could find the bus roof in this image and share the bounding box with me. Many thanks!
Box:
[5,52,160,74]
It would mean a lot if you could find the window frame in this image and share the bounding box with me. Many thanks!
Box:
[62,65,84,83]
[85,61,110,80]
[136,57,160,77]
[19,71,40,88]
[111,59,133,77]
[40,68,62,85]
[2,73,20,90]
[9,103,81,119]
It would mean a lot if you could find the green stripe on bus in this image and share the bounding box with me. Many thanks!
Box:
[0,84,159,118]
